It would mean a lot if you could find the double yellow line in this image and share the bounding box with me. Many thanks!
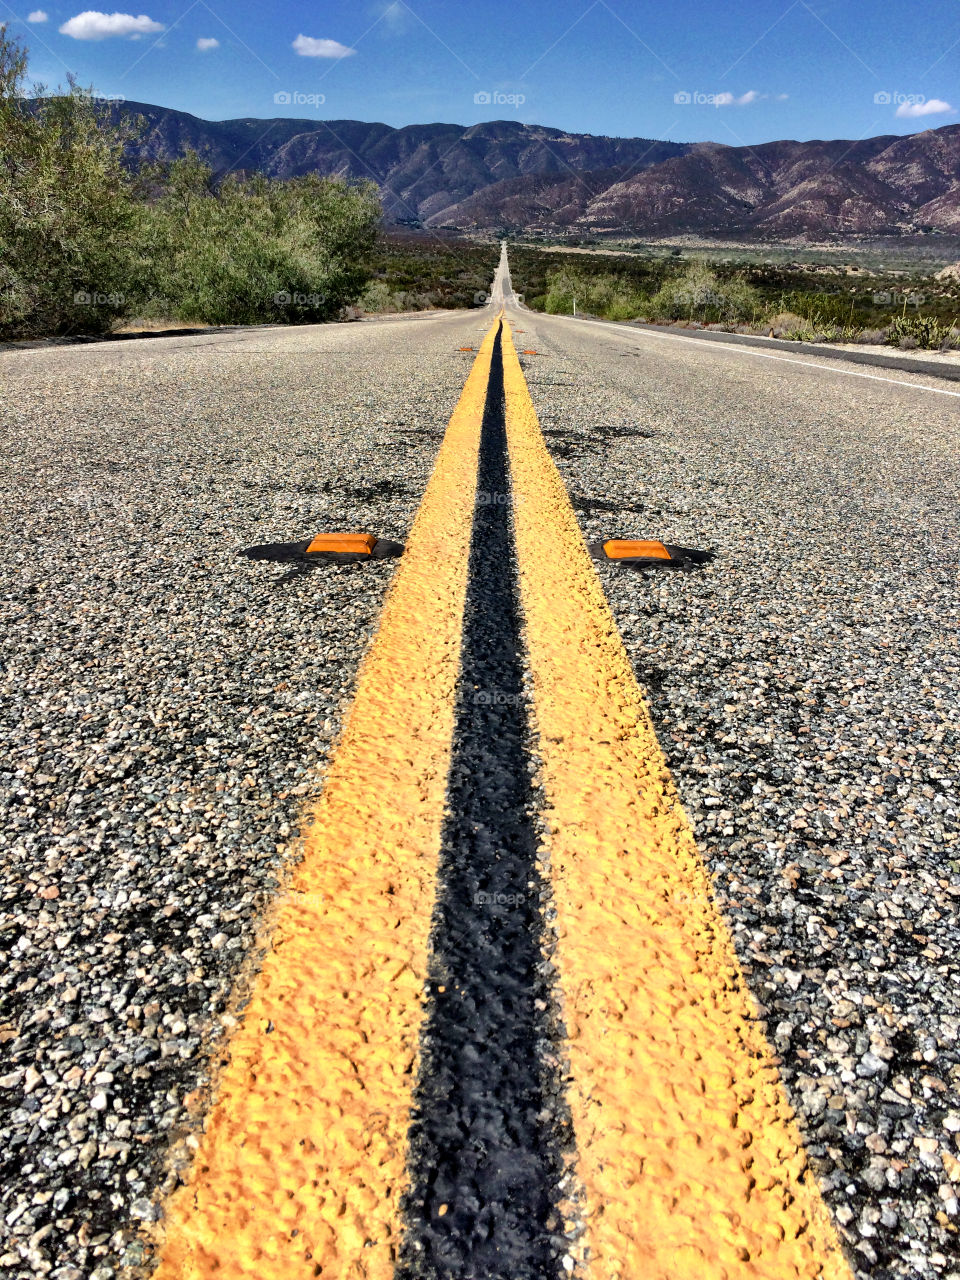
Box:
[154,317,852,1280]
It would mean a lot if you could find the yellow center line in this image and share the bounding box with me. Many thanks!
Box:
[500,319,853,1280]
[152,319,502,1280]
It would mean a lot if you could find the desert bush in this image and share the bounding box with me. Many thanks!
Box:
[855,328,888,345]
[361,235,498,311]
[543,268,581,314]
[542,267,649,320]
[650,261,760,323]
[765,310,813,339]
[135,155,381,325]
[1,23,382,337]
[885,313,952,350]
[604,296,638,321]
[0,25,141,338]
[359,279,397,312]
[762,308,868,344]
[775,289,865,328]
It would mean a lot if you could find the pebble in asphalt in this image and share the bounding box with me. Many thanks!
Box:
[510,314,960,1280]
[0,313,486,1279]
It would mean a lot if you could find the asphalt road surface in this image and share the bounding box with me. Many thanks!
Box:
[1,249,957,1280]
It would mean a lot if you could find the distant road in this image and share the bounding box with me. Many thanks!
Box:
[1,248,957,1280]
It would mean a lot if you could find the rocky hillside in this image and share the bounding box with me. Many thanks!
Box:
[106,101,960,240]
[104,102,688,224]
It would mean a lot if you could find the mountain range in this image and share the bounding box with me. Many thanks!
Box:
[106,101,960,242]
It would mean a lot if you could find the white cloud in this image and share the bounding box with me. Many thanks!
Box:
[59,11,165,40]
[734,91,788,106]
[896,97,953,118]
[196,36,219,50]
[714,92,734,107]
[292,34,356,58]
[27,10,48,21]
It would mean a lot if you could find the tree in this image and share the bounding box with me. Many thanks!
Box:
[0,24,381,336]
[0,24,141,337]
[135,157,381,324]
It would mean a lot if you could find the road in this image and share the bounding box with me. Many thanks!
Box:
[0,248,957,1280]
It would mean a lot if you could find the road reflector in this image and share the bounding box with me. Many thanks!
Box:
[589,538,713,568]
[458,346,475,352]
[306,532,376,555]
[239,533,403,566]
[603,539,672,561]
[521,349,538,355]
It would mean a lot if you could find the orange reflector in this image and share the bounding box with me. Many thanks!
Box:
[521,349,538,355]
[458,346,475,352]
[603,539,672,561]
[305,532,377,555]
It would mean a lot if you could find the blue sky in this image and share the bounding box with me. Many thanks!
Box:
[9,0,959,143]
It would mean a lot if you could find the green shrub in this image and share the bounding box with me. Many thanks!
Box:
[361,235,498,310]
[135,155,381,325]
[885,313,952,350]
[0,25,140,338]
[764,310,815,339]
[775,290,866,328]
[651,261,760,323]
[543,268,580,314]
[0,24,382,337]
[542,267,648,320]
[359,279,396,313]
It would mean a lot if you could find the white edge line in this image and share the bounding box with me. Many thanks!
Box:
[553,314,960,400]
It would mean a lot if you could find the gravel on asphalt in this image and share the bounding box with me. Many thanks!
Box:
[0,310,490,1279]
[511,311,960,1280]
[4,293,959,1280]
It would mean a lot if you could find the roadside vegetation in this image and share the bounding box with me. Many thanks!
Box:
[0,25,380,340]
[134,154,380,328]
[357,234,500,313]
[509,244,960,350]
[4,12,957,350]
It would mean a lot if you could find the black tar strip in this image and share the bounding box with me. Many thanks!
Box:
[397,324,574,1280]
